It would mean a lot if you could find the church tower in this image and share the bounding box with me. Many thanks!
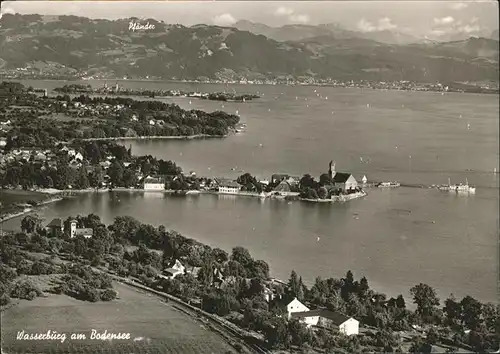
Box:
[328,160,336,179]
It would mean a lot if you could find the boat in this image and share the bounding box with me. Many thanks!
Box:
[377,181,400,188]
[438,178,452,191]
[455,178,476,194]
[444,177,475,194]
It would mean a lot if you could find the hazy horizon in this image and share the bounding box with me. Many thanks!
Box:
[1,1,499,40]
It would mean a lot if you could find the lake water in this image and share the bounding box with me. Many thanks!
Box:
[3,79,499,304]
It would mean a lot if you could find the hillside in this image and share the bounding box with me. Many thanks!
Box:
[0,14,498,83]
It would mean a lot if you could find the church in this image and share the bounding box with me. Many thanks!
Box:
[328,161,358,192]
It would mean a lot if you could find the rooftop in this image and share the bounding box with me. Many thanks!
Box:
[219,180,240,188]
[291,309,353,325]
[75,228,93,236]
[144,177,164,184]
[46,218,63,228]
[333,172,353,183]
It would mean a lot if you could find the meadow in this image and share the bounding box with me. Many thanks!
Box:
[1,282,237,354]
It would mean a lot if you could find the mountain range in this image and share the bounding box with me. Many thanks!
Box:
[233,20,421,45]
[233,20,499,45]
[0,14,498,83]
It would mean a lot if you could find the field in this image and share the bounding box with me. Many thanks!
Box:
[1,282,237,354]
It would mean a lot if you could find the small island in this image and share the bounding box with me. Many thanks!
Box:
[52,83,260,102]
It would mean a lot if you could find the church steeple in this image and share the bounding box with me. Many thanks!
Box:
[328,160,336,179]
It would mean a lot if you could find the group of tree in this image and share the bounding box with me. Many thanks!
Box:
[0,139,188,190]
[2,213,498,353]
[2,82,240,150]
[52,264,117,302]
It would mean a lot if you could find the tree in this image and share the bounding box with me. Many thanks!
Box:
[410,283,440,318]
[100,289,117,301]
[230,247,253,268]
[84,287,100,302]
[358,276,370,298]
[288,319,309,347]
[212,248,228,263]
[375,330,398,349]
[409,335,432,353]
[10,280,42,300]
[21,214,42,234]
[237,173,256,186]
[396,294,406,309]
[75,166,90,189]
[444,294,462,326]
[318,186,328,199]
[263,317,289,349]
[319,173,332,186]
[108,161,124,187]
[287,270,301,299]
[426,328,439,345]
[300,174,315,189]
[460,296,482,330]
[197,262,214,287]
[251,260,270,279]
[89,165,104,188]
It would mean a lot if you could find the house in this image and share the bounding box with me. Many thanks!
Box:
[69,219,93,238]
[34,152,47,161]
[45,218,64,235]
[286,176,301,186]
[328,161,358,192]
[264,287,278,302]
[74,152,84,161]
[274,180,292,193]
[143,176,165,191]
[160,259,185,279]
[286,298,310,319]
[271,174,290,184]
[333,173,358,192]
[218,180,241,194]
[291,309,359,335]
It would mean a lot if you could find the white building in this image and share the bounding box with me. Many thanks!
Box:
[291,309,359,335]
[286,298,310,319]
[218,180,241,194]
[69,219,93,239]
[160,259,185,279]
[144,176,165,191]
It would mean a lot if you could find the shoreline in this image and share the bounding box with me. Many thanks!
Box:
[77,134,228,142]
[0,197,63,223]
[12,78,500,95]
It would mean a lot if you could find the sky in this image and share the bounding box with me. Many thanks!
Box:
[1,1,499,38]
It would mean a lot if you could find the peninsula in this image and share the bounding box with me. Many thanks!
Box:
[0,81,240,150]
[53,83,261,102]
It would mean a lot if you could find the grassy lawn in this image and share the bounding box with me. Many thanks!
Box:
[0,189,51,216]
[1,282,237,354]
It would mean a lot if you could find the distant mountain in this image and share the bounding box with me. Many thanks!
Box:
[409,37,499,61]
[491,29,499,40]
[235,20,421,45]
[354,30,421,45]
[0,14,498,83]
[234,20,355,42]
